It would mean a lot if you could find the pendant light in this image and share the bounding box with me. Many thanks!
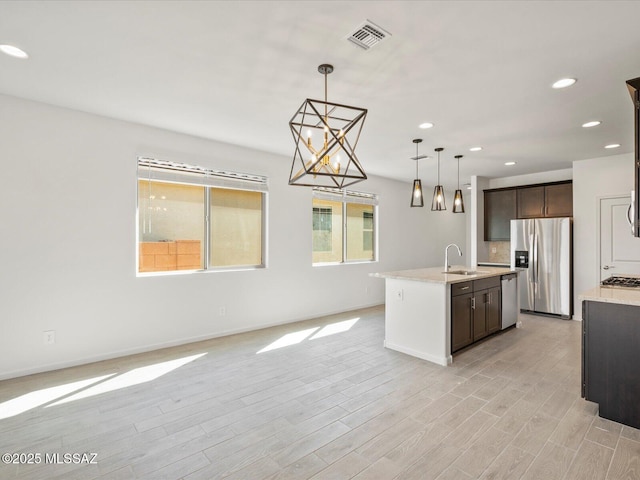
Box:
[288,64,368,188]
[410,139,424,207]
[453,155,465,213]
[431,147,446,211]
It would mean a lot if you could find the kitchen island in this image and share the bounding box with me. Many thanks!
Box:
[371,266,515,366]
[580,285,640,429]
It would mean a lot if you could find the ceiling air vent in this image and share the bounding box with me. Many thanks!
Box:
[347,20,391,50]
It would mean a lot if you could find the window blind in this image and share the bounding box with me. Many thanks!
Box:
[312,187,378,205]
[137,157,268,193]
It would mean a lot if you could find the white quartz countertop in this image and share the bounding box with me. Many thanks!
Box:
[370,265,515,285]
[579,286,640,307]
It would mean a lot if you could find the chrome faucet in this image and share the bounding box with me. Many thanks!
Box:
[444,243,462,272]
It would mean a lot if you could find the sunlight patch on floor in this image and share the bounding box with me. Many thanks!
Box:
[47,353,207,406]
[257,317,360,353]
[310,318,359,340]
[257,327,320,354]
[0,374,115,420]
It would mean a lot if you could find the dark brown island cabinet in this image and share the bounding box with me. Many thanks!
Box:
[582,300,640,429]
[484,181,573,241]
[451,276,501,353]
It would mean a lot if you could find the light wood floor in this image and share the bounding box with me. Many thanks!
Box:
[1,305,639,479]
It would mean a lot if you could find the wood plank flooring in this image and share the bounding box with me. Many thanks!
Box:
[1,305,639,479]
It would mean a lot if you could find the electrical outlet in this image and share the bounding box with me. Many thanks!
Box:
[395,289,403,301]
[219,307,226,316]
[492,247,497,253]
[44,330,55,345]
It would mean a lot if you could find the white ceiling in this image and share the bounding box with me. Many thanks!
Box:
[1,1,640,190]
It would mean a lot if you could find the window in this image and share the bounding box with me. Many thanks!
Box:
[137,157,267,274]
[312,200,343,262]
[312,188,378,265]
[362,211,374,251]
[210,188,263,267]
[312,207,333,252]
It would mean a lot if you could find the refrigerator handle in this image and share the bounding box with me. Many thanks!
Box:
[529,233,536,284]
[533,234,539,285]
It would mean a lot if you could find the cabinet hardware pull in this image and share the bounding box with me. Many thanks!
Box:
[460,286,470,290]
[471,297,476,309]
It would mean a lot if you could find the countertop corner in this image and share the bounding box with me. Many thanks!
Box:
[371,265,515,284]
[579,286,640,307]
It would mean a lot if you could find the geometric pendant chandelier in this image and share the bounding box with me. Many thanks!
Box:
[288,64,368,188]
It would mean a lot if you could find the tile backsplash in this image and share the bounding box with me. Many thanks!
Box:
[489,241,510,264]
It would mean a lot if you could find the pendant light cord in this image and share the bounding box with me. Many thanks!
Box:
[324,70,328,118]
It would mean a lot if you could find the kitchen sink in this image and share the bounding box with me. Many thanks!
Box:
[443,269,490,275]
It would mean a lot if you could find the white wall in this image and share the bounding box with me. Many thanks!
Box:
[471,176,490,265]
[573,153,634,319]
[488,168,572,189]
[0,94,467,379]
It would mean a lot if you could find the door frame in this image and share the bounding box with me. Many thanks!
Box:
[596,194,632,282]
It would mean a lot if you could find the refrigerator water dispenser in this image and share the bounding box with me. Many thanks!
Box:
[514,250,529,268]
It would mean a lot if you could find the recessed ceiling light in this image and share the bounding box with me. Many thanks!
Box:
[552,78,576,89]
[0,44,28,59]
[605,143,621,149]
[505,161,516,166]
[582,121,601,128]
[419,122,434,129]
[469,146,482,152]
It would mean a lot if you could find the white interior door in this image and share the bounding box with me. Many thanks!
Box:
[600,195,640,281]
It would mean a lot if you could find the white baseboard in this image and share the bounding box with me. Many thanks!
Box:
[384,340,451,367]
[0,302,385,381]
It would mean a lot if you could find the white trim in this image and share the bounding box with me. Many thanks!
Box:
[383,340,452,366]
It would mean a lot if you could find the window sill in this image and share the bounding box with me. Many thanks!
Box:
[136,265,266,277]
[312,260,378,267]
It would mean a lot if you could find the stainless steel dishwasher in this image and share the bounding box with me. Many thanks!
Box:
[501,273,518,329]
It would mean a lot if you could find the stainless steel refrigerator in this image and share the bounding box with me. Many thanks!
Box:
[510,218,572,318]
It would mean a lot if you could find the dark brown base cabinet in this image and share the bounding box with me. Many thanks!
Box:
[451,290,473,352]
[582,300,640,429]
[452,277,501,353]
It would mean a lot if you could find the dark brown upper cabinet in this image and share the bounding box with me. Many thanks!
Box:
[484,181,572,241]
[544,182,573,217]
[484,189,517,241]
[517,186,545,218]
